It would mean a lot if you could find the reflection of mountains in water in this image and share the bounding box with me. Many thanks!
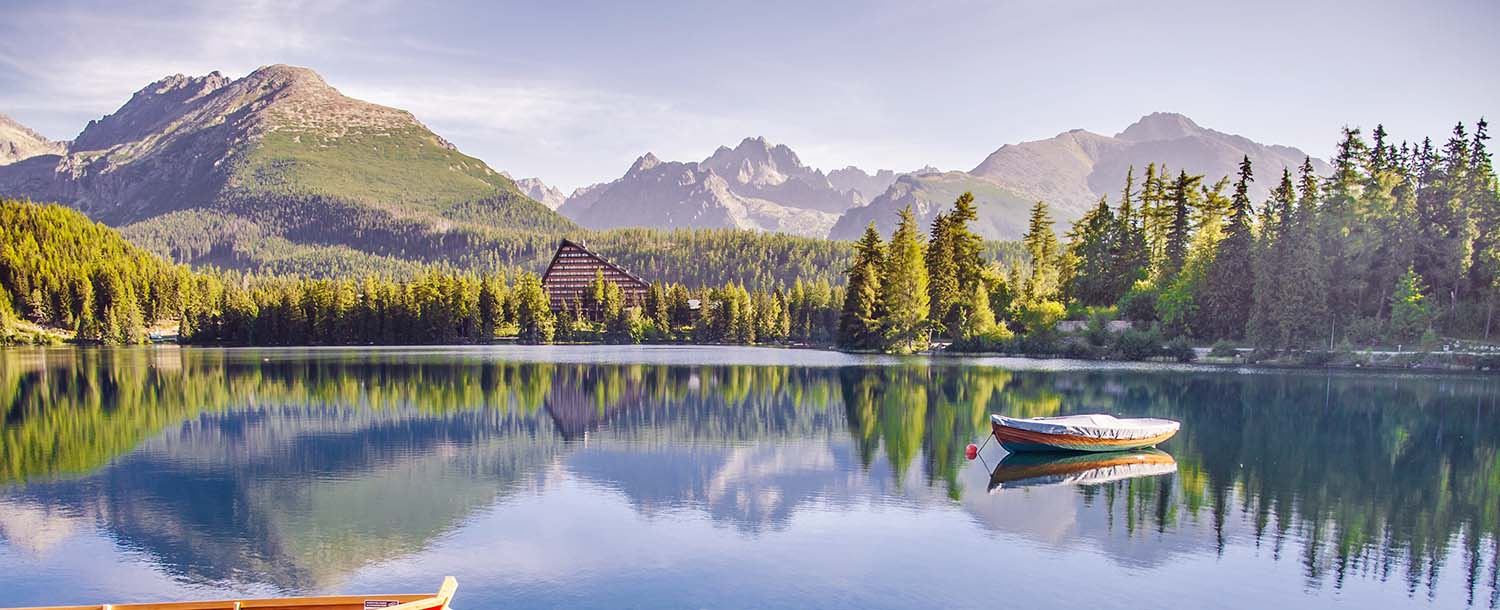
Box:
[3,350,1498,603]
[561,438,931,535]
[987,450,1177,491]
[4,406,564,593]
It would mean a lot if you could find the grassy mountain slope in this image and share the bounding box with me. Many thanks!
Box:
[0,65,574,274]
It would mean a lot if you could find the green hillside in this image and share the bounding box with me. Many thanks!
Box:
[0,199,195,343]
[239,126,553,217]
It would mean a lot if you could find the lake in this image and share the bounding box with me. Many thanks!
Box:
[0,346,1496,609]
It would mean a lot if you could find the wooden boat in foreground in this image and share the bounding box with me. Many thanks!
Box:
[987,449,1177,491]
[2,577,457,610]
[991,413,1179,452]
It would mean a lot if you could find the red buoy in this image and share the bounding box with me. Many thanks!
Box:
[965,443,979,460]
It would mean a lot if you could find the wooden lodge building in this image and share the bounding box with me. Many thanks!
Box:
[540,239,649,319]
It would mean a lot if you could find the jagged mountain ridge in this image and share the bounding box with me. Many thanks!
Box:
[501,172,567,209]
[0,113,65,165]
[557,151,842,238]
[558,137,917,238]
[829,112,1329,241]
[0,65,570,271]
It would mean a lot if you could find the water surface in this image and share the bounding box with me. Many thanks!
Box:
[0,346,1496,609]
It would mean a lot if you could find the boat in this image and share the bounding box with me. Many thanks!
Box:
[990,413,1179,452]
[987,449,1177,491]
[1,577,457,610]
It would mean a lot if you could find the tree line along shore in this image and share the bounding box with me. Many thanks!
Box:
[0,120,1496,369]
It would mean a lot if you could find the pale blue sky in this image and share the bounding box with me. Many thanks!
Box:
[1,0,1496,191]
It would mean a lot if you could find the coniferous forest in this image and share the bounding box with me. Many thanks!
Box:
[840,120,1499,357]
[1,120,1496,364]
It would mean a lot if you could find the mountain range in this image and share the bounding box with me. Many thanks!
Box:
[0,64,568,273]
[554,137,926,238]
[828,112,1330,240]
[0,64,1331,272]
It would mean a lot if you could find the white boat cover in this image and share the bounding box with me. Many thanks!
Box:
[992,413,1180,440]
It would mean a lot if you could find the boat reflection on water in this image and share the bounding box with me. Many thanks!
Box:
[986,449,1177,492]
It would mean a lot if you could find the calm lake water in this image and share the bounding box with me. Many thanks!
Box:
[0,346,1497,609]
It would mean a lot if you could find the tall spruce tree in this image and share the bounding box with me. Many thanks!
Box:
[947,192,985,331]
[1414,124,1477,318]
[838,223,885,349]
[478,275,502,342]
[1276,158,1331,348]
[949,192,985,288]
[1021,201,1062,302]
[1064,196,1118,306]
[925,211,958,333]
[1465,119,1500,337]
[514,273,556,345]
[1140,163,1165,276]
[1321,128,1370,335]
[1248,170,1294,347]
[1111,166,1149,298]
[879,206,931,352]
[1162,170,1202,278]
[1200,157,1256,340]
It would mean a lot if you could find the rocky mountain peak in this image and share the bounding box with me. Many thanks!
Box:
[628,152,662,175]
[1116,112,1205,142]
[243,64,329,89]
[0,65,551,231]
[71,70,233,151]
[0,113,66,165]
[498,172,566,210]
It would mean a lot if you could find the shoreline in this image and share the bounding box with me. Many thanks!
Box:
[6,341,1495,375]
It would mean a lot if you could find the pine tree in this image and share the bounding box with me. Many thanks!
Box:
[1201,156,1256,340]
[1021,201,1061,302]
[478,275,502,342]
[1141,163,1173,276]
[1064,196,1117,306]
[589,269,607,319]
[1321,128,1370,335]
[1465,118,1500,338]
[514,273,555,344]
[603,281,633,343]
[960,281,1008,340]
[1111,166,1149,298]
[879,206,930,352]
[1248,170,1293,347]
[1162,171,1202,278]
[1388,265,1432,345]
[948,192,985,293]
[838,223,884,349]
[771,288,791,343]
[1414,123,1477,318]
[1276,158,1331,348]
[925,211,958,333]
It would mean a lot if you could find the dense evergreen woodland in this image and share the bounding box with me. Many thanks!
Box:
[839,120,1499,354]
[0,199,845,346]
[120,204,856,289]
[1,120,1495,353]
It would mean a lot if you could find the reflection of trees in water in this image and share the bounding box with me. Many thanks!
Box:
[835,366,1500,604]
[1,347,568,592]
[2,350,1497,604]
[1039,370,1500,604]
[0,349,561,483]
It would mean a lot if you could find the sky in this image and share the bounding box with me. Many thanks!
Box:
[1,0,1497,192]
